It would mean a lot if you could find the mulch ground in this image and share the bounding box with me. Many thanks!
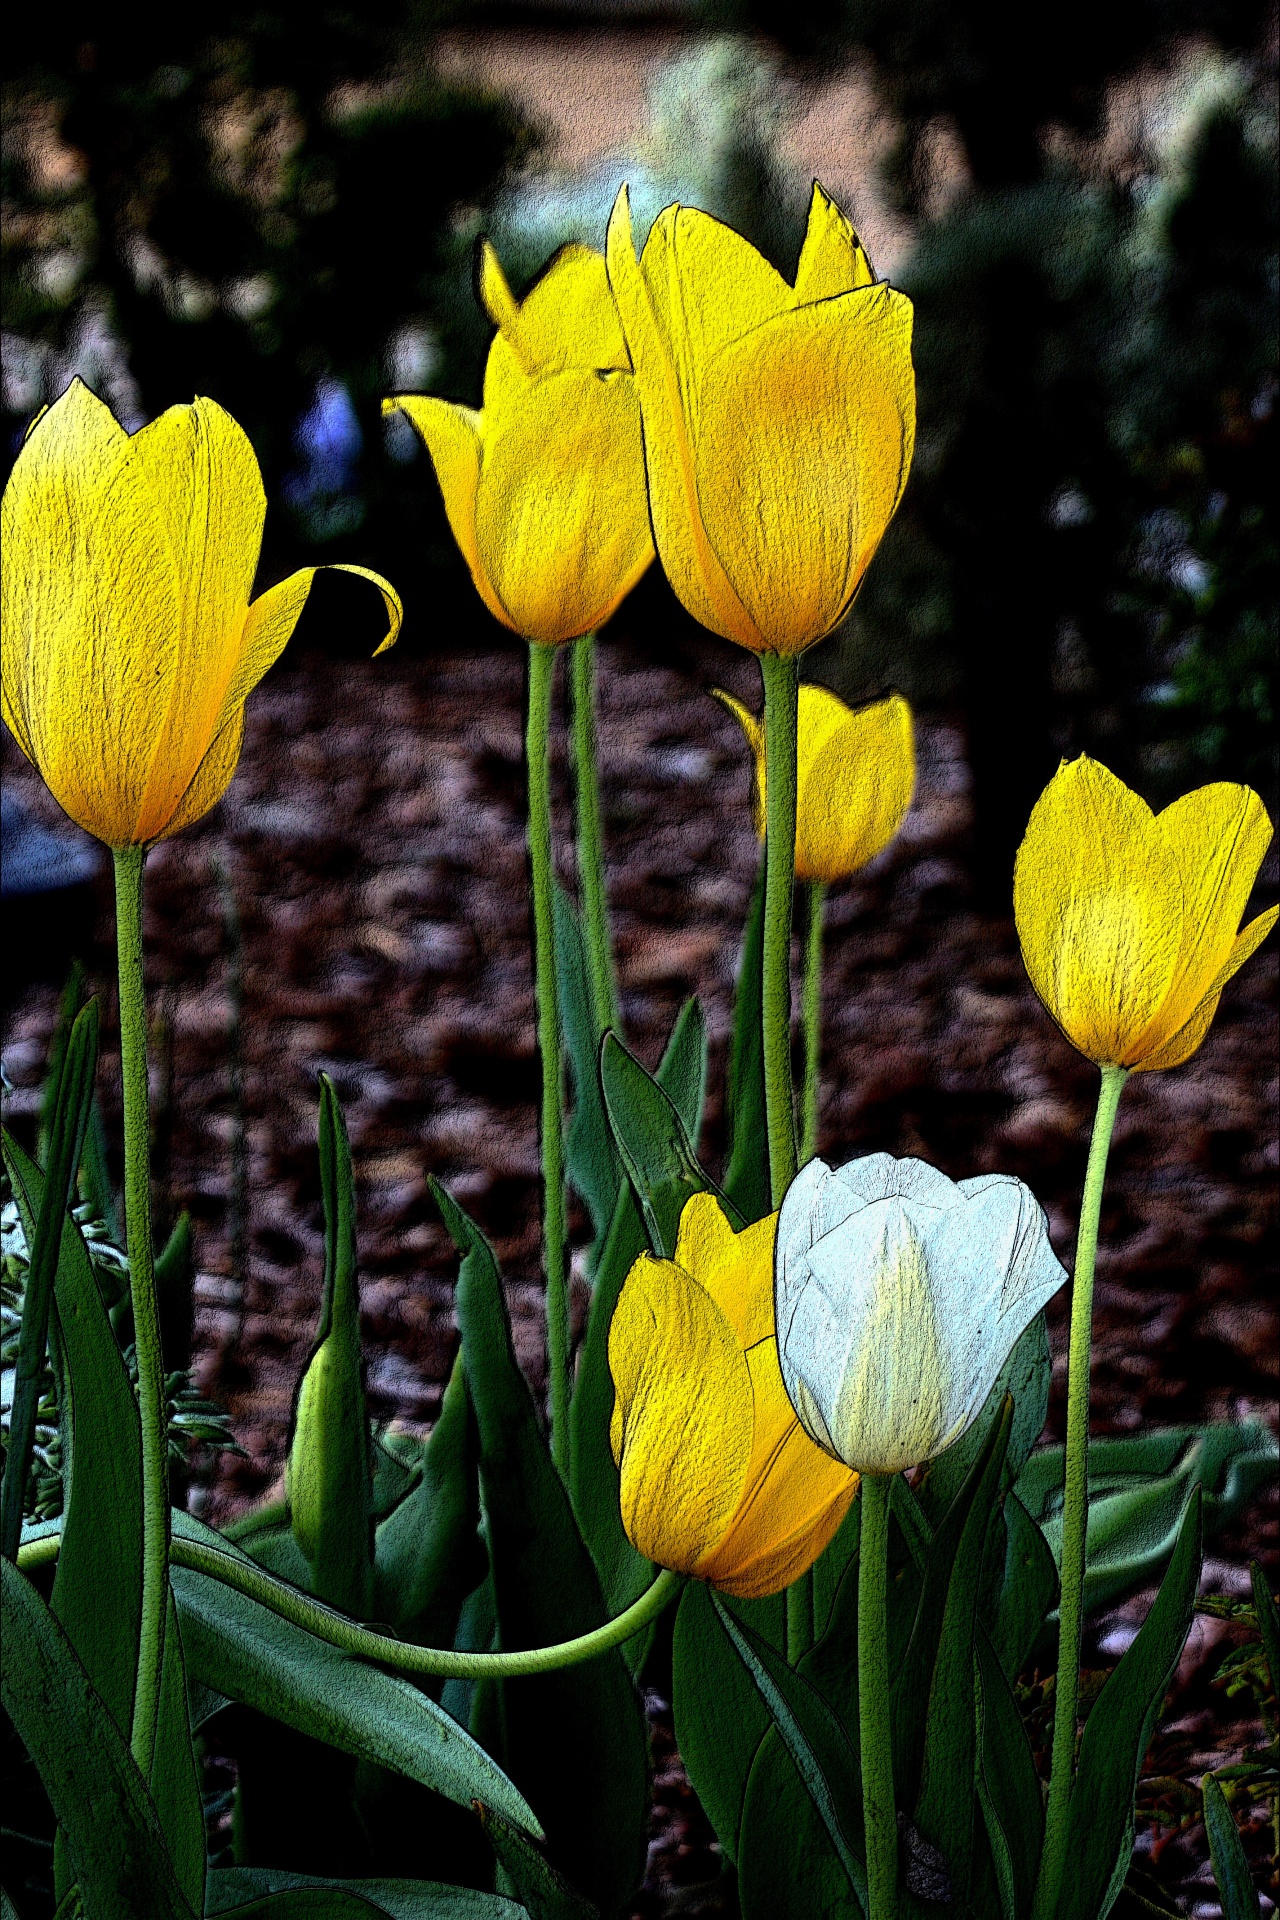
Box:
[3,619,1277,1912]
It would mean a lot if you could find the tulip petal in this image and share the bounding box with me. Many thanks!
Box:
[475,367,653,643]
[671,1194,777,1348]
[606,186,765,649]
[385,396,512,631]
[482,239,630,375]
[694,285,916,651]
[1014,756,1184,1065]
[1133,904,1278,1072]
[792,182,877,305]
[609,1253,753,1575]
[219,562,402,741]
[162,707,246,841]
[796,691,915,882]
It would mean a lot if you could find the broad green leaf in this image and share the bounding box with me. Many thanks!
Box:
[989,1492,1059,1682]
[207,1867,526,1918]
[475,1804,598,1920]
[554,882,622,1255]
[917,1313,1050,1525]
[721,853,769,1226]
[168,1513,541,1838]
[974,1625,1042,1919]
[670,1581,778,1863]
[371,1432,422,1522]
[288,1076,372,1617]
[1,999,98,1560]
[710,1593,867,1908]
[150,1593,206,1914]
[1202,1774,1261,1920]
[911,1401,1013,1897]
[1017,1424,1274,1618]
[374,1357,486,1657]
[812,1497,861,1649]
[436,1185,648,1917]
[1,1557,191,1920]
[599,1026,734,1260]
[737,1729,862,1920]
[209,1895,387,1917]
[1249,1562,1279,1705]
[568,998,706,1624]
[1056,1489,1202,1920]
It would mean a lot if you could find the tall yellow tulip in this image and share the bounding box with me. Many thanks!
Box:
[609,1193,857,1598]
[1014,755,1277,1072]
[1,379,401,848]
[606,181,915,656]
[715,685,915,883]
[383,242,653,644]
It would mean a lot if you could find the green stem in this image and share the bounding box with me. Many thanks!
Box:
[526,642,569,1476]
[570,632,617,1036]
[16,1529,681,1678]
[800,880,827,1166]
[112,846,169,1779]
[760,651,799,1209]
[1032,1063,1128,1920]
[858,1473,897,1917]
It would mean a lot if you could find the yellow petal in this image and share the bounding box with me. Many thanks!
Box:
[1014,757,1184,1065]
[606,186,765,649]
[161,708,246,841]
[385,395,512,631]
[483,239,630,375]
[671,1194,778,1349]
[474,367,653,644]
[609,1253,753,1575]
[218,561,401,740]
[693,285,916,652]
[711,690,767,836]
[795,691,915,883]
[1133,904,1278,1072]
[792,182,877,305]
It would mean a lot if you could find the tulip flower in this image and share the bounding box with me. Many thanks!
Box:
[1,379,401,849]
[609,1192,857,1598]
[606,181,915,657]
[775,1153,1067,1476]
[384,241,653,645]
[714,684,915,885]
[1014,755,1277,1073]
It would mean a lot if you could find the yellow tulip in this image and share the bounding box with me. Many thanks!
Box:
[606,181,915,656]
[1014,755,1277,1072]
[1,379,401,849]
[714,684,915,883]
[609,1192,857,1598]
[384,242,653,645]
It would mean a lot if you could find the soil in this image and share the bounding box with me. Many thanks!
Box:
[3,619,1277,1912]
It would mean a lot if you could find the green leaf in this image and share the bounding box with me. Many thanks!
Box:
[288,1077,372,1617]
[737,1728,863,1920]
[709,1592,867,1908]
[554,882,622,1255]
[568,998,706,1623]
[670,1582,775,1864]
[911,1400,1014,1898]
[1202,1774,1261,1920]
[917,1313,1049,1525]
[150,1592,206,1914]
[1017,1424,1274,1618]
[168,1513,541,1838]
[206,1867,526,1918]
[475,1804,598,1920]
[1,999,99,1561]
[721,853,769,1226]
[1,1557,192,1920]
[208,1894,387,1917]
[974,1624,1042,1919]
[812,1497,861,1649]
[989,1492,1059,1682]
[599,1024,734,1261]
[435,1184,648,1917]
[1056,1488,1203,1920]
[373,1357,486,1656]
[1249,1561,1279,1704]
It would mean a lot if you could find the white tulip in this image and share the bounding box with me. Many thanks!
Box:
[775,1153,1067,1475]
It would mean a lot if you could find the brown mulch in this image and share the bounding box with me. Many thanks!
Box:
[3,619,1277,1911]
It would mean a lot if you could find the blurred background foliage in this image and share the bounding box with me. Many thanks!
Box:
[3,0,1276,894]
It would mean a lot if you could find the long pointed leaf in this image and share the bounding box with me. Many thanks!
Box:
[207,1867,525,1917]
[599,1025,733,1260]
[554,883,622,1256]
[1202,1774,1261,1920]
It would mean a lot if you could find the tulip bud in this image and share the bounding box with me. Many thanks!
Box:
[775,1154,1067,1475]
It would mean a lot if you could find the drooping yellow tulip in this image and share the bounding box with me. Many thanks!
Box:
[1014,755,1277,1072]
[384,243,653,644]
[609,1192,857,1598]
[1,379,401,849]
[606,181,915,656]
[714,684,915,883]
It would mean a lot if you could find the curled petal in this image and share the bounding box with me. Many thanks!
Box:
[385,395,511,630]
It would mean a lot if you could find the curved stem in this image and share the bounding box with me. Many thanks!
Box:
[858,1473,897,1917]
[526,642,569,1476]
[112,846,169,1779]
[1032,1063,1128,1920]
[16,1527,682,1679]
[570,633,617,1036]
[800,880,827,1167]
[760,651,799,1209]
